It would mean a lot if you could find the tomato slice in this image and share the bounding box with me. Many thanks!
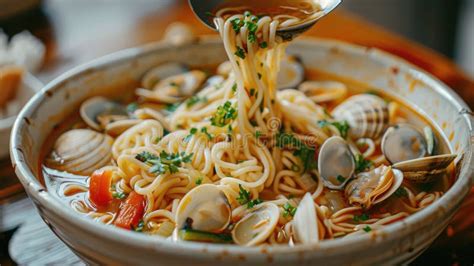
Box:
[89,169,113,208]
[114,192,146,230]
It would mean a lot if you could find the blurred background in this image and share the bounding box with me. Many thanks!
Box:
[0,0,473,265]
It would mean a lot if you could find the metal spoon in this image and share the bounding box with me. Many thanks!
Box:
[188,0,342,40]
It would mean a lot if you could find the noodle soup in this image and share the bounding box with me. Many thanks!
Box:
[41,8,456,246]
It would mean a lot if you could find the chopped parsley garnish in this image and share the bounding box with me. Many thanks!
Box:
[165,103,180,113]
[336,175,346,183]
[276,133,317,171]
[354,154,373,173]
[318,120,350,139]
[195,177,203,185]
[112,191,127,199]
[259,42,268,49]
[135,151,193,175]
[282,202,297,217]
[245,20,258,43]
[235,46,246,59]
[155,137,162,144]
[133,220,145,232]
[126,102,138,114]
[186,96,207,108]
[255,130,262,139]
[184,128,198,143]
[231,18,244,33]
[211,101,237,127]
[257,73,262,80]
[236,184,262,209]
[249,88,255,96]
[291,164,300,172]
[353,213,370,223]
[394,187,408,198]
[363,226,372,232]
[169,82,178,87]
[201,127,213,140]
[232,83,237,93]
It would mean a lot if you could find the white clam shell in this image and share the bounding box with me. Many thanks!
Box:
[46,129,113,176]
[318,136,355,190]
[381,124,427,164]
[345,165,403,208]
[141,62,188,90]
[292,193,320,244]
[232,203,279,246]
[392,154,456,183]
[175,184,231,233]
[80,96,128,131]
[277,56,304,90]
[332,94,388,139]
[137,70,206,104]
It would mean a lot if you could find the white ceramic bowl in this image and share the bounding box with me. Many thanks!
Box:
[10,37,474,265]
[0,72,42,159]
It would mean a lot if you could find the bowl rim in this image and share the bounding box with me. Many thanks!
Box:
[10,36,474,260]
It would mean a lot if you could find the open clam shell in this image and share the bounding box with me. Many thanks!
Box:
[141,62,189,89]
[292,193,320,244]
[298,80,348,103]
[45,129,113,176]
[332,94,388,139]
[381,124,427,164]
[277,55,304,90]
[345,165,403,208]
[137,70,206,104]
[231,203,279,246]
[392,154,456,183]
[175,184,231,233]
[318,136,355,190]
[80,97,129,131]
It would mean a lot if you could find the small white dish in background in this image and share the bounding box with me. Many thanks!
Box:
[0,72,42,158]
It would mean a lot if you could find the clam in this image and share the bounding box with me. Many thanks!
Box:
[382,124,456,183]
[175,184,231,233]
[318,136,355,190]
[231,203,279,246]
[137,70,206,104]
[277,55,304,90]
[381,124,427,164]
[141,62,189,89]
[45,129,113,176]
[332,94,389,139]
[392,154,456,183]
[298,80,348,103]
[345,165,403,208]
[292,193,321,244]
[80,96,129,131]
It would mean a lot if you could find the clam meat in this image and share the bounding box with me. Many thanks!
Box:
[292,193,321,244]
[345,165,403,208]
[231,203,279,246]
[175,184,231,233]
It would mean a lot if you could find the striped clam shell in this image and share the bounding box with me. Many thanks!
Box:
[332,94,388,139]
[46,129,113,176]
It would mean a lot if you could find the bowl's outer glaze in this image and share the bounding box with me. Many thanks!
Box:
[10,37,474,265]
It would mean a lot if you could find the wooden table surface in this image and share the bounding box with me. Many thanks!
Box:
[1,0,473,265]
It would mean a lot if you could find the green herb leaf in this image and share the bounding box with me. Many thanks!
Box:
[255,130,262,139]
[184,128,198,143]
[236,184,251,205]
[211,101,237,127]
[353,213,370,223]
[133,220,145,232]
[136,151,193,175]
[201,127,213,140]
[186,96,207,108]
[318,120,350,139]
[336,175,346,184]
[112,191,127,199]
[232,83,237,93]
[259,41,268,49]
[231,18,244,33]
[165,103,180,113]
[394,187,408,198]
[234,46,246,59]
[195,177,203,185]
[354,154,373,173]
[257,73,262,80]
[282,202,297,217]
[363,226,372,232]
[249,88,255,97]
[276,133,317,172]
